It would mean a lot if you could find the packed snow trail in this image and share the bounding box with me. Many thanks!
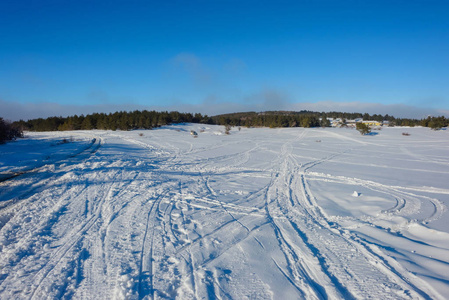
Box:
[0,125,448,299]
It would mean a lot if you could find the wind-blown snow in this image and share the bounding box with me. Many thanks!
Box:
[0,125,448,299]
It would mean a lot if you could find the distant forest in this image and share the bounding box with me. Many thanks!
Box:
[212,111,447,129]
[13,111,211,132]
[3,110,448,136]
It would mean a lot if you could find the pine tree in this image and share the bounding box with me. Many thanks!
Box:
[356,122,371,135]
[81,116,93,130]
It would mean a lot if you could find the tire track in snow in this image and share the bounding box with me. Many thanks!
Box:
[166,150,274,298]
[262,147,343,299]
[0,137,104,297]
[0,137,103,233]
[254,130,344,299]
[260,130,439,299]
[27,172,119,299]
[0,137,102,184]
[11,139,136,299]
[176,177,201,299]
[290,141,443,298]
[306,172,447,224]
[173,177,271,260]
[0,182,89,297]
[137,187,172,299]
[107,133,188,299]
[169,152,273,258]
[80,170,142,298]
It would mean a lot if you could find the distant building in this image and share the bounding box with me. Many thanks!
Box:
[329,118,384,128]
[329,118,343,127]
[362,120,382,127]
[327,118,384,128]
[346,120,357,127]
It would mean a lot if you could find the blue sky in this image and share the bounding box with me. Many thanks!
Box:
[1,0,448,120]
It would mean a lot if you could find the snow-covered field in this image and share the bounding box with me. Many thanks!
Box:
[1,124,448,299]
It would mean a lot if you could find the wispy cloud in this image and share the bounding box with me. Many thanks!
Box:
[167,53,249,95]
[223,58,247,75]
[170,52,212,84]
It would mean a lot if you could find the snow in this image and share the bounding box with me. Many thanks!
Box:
[352,191,360,197]
[0,125,448,299]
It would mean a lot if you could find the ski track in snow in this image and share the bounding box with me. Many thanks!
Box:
[0,125,448,299]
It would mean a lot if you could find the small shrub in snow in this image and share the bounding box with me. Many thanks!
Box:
[356,123,371,135]
[59,136,74,144]
[225,124,231,135]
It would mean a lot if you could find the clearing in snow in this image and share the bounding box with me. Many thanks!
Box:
[0,124,448,299]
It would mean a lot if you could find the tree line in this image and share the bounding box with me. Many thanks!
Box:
[211,111,448,130]
[12,110,213,132]
[2,110,448,140]
[212,111,328,128]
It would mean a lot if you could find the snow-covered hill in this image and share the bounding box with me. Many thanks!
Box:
[1,125,448,299]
